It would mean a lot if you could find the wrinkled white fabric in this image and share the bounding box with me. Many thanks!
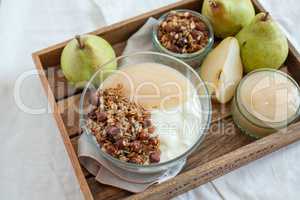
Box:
[1,0,300,199]
[92,0,178,25]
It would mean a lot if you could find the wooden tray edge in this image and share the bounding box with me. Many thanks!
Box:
[32,52,93,200]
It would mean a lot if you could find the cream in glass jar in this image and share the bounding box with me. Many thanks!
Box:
[232,69,300,138]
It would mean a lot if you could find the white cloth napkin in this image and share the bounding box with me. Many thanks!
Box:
[122,18,157,54]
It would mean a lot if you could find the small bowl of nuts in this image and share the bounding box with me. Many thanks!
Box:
[153,9,214,67]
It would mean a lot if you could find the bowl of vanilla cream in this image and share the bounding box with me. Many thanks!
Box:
[80,52,211,175]
[232,69,300,138]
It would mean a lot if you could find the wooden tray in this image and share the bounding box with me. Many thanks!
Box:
[32,0,300,199]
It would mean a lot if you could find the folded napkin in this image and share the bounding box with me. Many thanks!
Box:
[78,18,185,193]
[122,17,157,54]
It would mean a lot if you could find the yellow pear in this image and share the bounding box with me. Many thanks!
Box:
[61,34,117,88]
[236,13,288,72]
[199,37,243,103]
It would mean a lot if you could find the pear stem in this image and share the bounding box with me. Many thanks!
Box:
[262,12,269,21]
[208,0,218,8]
[75,35,84,49]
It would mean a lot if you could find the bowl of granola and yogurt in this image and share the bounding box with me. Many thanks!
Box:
[80,52,211,174]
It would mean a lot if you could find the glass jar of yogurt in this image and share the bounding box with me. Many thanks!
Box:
[232,69,300,138]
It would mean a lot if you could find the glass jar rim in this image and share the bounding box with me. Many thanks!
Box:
[79,51,212,169]
[235,68,300,129]
[152,9,214,59]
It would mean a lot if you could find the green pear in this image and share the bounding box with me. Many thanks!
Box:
[236,13,289,73]
[202,0,255,38]
[61,34,117,88]
[199,37,243,103]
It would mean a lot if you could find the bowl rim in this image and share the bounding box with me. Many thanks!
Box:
[79,51,212,169]
[152,9,214,59]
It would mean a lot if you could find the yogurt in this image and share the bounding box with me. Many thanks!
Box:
[151,90,202,162]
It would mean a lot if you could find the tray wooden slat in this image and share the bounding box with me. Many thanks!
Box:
[32,0,300,199]
[87,178,131,200]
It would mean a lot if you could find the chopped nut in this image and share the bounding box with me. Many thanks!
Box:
[96,112,107,122]
[148,126,156,134]
[115,138,129,149]
[170,44,180,53]
[119,155,129,162]
[184,12,190,17]
[131,140,142,152]
[165,25,173,32]
[177,37,188,48]
[150,151,161,163]
[105,145,117,156]
[195,22,206,31]
[143,119,152,128]
[107,126,121,137]
[149,138,159,146]
[190,21,196,29]
[129,155,144,164]
[139,131,149,140]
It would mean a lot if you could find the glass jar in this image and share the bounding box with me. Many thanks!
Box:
[79,52,211,179]
[152,9,214,68]
[232,69,300,138]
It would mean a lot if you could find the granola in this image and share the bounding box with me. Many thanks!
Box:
[157,10,209,54]
[86,84,160,165]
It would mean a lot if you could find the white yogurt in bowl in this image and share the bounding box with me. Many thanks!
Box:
[151,90,202,162]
